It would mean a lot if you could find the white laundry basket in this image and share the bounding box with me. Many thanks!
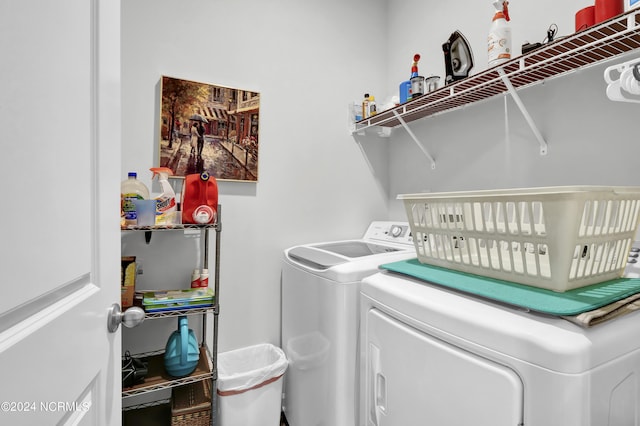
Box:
[399,186,640,292]
[217,343,288,426]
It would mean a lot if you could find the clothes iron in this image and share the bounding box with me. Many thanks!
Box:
[442,31,474,85]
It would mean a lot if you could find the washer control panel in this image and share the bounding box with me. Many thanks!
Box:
[364,221,414,246]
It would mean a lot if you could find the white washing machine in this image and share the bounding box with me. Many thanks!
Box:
[281,222,415,426]
[360,263,640,426]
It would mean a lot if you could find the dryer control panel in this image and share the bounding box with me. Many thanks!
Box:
[364,221,414,246]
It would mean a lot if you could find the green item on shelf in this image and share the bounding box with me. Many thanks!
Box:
[380,258,640,316]
[143,288,214,312]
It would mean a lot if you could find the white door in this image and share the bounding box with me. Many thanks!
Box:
[0,1,121,425]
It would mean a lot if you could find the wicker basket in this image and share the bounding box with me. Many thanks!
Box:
[171,380,212,426]
[400,186,640,292]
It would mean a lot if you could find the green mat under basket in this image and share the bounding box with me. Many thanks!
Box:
[380,258,640,316]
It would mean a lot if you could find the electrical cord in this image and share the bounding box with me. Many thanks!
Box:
[522,23,560,55]
[122,351,149,387]
[543,23,558,44]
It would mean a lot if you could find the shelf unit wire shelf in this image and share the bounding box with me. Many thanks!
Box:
[122,398,170,412]
[143,305,218,320]
[356,9,640,131]
[122,345,215,400]
[121,222,219,232]
[121,213,221,412]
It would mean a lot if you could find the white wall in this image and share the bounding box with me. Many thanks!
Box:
[122,0,640,353]
[383,0,640,219]
[121,0,389,352]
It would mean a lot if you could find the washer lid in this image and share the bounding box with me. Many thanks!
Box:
[287,246,349,269]
[287,242,403,270]
[313,241,402,257]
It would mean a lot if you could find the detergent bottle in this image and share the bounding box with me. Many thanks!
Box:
[150,167,177,225]
[362,94,370,119]
[488,0,511,67]
[368,95,377,116]
[121,172,150,227]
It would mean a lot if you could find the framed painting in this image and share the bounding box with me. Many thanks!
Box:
[159,76,260,181]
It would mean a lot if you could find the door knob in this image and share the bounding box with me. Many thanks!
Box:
[107,303,145,333]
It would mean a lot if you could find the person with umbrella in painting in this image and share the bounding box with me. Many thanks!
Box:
[190,121,199,157]
[187,114,208,173]
[197,121,205,159]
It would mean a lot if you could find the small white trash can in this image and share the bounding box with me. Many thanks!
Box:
[217,343,288,426]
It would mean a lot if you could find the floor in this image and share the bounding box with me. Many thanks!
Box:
[281,411,289,426]
[123,405,290,425]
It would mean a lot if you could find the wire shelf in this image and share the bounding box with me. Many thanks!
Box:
[143,305,218,320]
[356,10,640,131]
[122,398,170,412]
[122,346,215,398]
[121,223,219,232]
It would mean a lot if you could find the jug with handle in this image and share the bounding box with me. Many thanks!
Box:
[164,316,199,377]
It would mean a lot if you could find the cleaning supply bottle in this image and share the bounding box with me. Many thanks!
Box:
[150,167,177,225]
[488,0,511,67]
[200,269,209,288]
[399,80,411,103]
[121,172,150,227]
[362,94,370,119]
[191,269,201,288]
[368,96,377,116]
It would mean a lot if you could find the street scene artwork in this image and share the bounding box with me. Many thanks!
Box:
[159,76,260,181]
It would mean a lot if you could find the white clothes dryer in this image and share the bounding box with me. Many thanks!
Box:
[360,270,640,426]
[281,222,415,426]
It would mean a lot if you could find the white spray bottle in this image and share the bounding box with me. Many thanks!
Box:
[150,167,177,225]
[488,0,511,67]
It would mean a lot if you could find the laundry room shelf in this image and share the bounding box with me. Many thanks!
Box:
[122,346,214,399]
[121,222,219,244]
[120,223,219,231]
[143,305,217,319]
[120,206,222,424]
[354,9,640,132]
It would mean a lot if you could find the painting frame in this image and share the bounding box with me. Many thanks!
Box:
[158,75,260,182]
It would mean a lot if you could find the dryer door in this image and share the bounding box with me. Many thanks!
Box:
[364,308,523,426]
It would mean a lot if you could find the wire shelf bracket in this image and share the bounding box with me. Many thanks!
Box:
[497,68,548,156]
[392,110,436,169]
